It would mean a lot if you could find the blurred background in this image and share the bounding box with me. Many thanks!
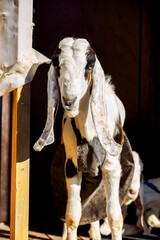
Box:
[0,0,160,236]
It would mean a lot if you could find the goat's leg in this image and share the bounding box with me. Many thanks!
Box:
[101,154,123,240]
[62,222,67,240]
[65,171,82,240]
[89,221,101,240]
[100,217,111,236]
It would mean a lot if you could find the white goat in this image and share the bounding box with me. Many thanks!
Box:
[34,37,126,240]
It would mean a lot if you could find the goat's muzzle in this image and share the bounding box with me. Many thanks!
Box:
[63,96,77,111]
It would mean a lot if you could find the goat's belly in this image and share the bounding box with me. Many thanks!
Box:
[77,136,106,177]
[50,143,106,225]
[50,132,135,225]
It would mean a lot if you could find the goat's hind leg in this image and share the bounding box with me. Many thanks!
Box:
[101,154,123,240]
[65,171,82,240]
[62,222,67,240]
[89,221,101,240]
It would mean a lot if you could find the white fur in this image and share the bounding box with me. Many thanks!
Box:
[100,151,143,237]
[34,37,127,240]
[89,221,101,240]
[60,38,124,240]
[58,38,91,117]
[124,151,143,205]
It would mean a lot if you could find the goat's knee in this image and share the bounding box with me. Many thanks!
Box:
[65,172,82,240]
[107,210,123,240]
[102,156,123,240]
[65,187,82,230]
[106,196,123,240]
[65,205,81,240]
[65,213,80,231]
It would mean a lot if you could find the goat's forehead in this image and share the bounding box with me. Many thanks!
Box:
[58,38,90,66]
[59,37,90,51]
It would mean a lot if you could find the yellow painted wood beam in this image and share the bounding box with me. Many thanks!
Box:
[10,83,30,240]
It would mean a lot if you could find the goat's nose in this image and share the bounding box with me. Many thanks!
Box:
[63,96,77,109]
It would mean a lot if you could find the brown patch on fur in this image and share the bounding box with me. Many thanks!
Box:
[114,117,124,145]
[109,215,123,238]
[85,48,96,81]
[85,67,92,83]
[66,219,78,230]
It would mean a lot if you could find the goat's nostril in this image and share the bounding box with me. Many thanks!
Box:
[63,97,77,108]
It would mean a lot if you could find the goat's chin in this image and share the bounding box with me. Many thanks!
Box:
[65,109,79,117]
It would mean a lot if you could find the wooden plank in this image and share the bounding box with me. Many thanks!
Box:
[0,0,33,67]
[0,93,11,222]
[0,97,2,178]
[0,223,89,240]
[10,83,30,240]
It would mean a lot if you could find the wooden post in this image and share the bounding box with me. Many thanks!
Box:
[0,93,11,222]
[10,83,30,240]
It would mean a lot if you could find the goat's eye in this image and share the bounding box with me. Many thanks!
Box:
[85,48,96,82]
[52,56,60,77]
[52,47,61,77]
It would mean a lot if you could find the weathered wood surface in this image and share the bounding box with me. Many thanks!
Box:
[0,223,160,240]
[0,0,50,96]
[10,84,30,240]
[0,93,11,222]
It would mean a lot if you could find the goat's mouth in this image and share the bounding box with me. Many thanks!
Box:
[65,108,79,117]
[62,96,79,117]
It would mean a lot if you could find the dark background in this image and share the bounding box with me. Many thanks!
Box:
[0,0,160,235]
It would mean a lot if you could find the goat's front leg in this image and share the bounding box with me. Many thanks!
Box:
[65,166,82,240]
[101,154,123,240]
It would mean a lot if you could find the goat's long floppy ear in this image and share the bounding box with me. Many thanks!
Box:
[33,64,59,151]
[90,58,122,156]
